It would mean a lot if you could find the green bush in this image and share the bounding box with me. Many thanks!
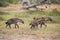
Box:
[8,0,20,4]
[51,0,60,4]
[0,0,21,7]
[0,0,8,7]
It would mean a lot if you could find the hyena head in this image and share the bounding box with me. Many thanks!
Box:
[47,17,53,22]
[21,20,24,24]
[20,20,24,24]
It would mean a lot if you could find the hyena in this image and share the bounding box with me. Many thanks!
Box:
[37,17,53,28]
[29,17,38,29]
[29,17,53,29]
[5,18,24,28]
[37,17,47,28]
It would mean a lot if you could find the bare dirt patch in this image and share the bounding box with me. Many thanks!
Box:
[0,34,60,40]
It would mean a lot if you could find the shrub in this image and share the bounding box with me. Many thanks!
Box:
[0,1,8,7]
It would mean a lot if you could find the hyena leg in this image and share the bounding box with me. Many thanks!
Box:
[35,24,38,29]
[6,24,11,28]
[6,24,8,28]
[15,24,19,28]
[40,24,42,28]
[30,25,35,29]
[16,24,19,28]
[30,25,33,29]
[43,23,47,27]
[15,24,16,28]
[9,24,11,28]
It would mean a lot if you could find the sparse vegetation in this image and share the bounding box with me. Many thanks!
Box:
[0,0,60,40]
[0,10,60,37]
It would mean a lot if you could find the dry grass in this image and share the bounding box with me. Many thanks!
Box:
[0,5,60,39]
[0,10,60,38]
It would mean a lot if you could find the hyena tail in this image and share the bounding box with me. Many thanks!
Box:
[5,22,8,24]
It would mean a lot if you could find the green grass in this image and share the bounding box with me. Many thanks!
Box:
[0,10,60,37]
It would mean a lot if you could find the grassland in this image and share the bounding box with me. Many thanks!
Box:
[0,9,60,38]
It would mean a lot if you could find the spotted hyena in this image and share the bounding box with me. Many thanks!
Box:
[5,18,24,28]
[37,17,53,28]
[29,17,38,29]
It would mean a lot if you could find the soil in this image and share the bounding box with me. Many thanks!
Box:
[0,33,60,40]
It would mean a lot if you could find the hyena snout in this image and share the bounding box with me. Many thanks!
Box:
[22,21,24,24]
